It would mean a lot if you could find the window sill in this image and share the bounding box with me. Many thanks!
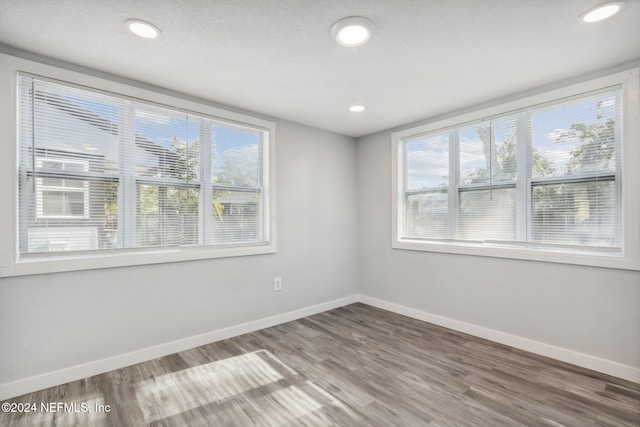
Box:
[0,243,277,277]
[392,239,640,271]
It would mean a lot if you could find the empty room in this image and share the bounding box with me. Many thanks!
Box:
[0,1,639,426]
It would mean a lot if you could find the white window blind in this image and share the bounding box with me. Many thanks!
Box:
[405,131,449,240]
[18,74,269,258]
[400,87,622,254]
[529,93,618,248]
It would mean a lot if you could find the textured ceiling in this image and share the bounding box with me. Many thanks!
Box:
[0,0,639,137]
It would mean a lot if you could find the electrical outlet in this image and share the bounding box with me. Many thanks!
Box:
[273,277,282,291]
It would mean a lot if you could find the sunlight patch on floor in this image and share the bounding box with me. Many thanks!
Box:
[135,349,348,424]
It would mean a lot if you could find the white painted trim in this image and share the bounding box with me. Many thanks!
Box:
[359,295,640,384]
[0,295,358,400]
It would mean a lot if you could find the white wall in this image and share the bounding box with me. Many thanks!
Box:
[1,49,638,397]
[357,129,640,370]
[0,116,359,388]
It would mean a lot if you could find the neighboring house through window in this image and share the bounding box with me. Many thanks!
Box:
[35,157,90,219]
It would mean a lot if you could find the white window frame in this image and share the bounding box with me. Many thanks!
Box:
[0,53,277,277]
[392,68,640,271]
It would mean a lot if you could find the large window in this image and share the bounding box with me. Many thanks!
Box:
[1,62,275,276]
[393,69,640,270]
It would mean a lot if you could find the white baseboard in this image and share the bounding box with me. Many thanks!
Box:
[359,295,640,384]
[2,292,637,401]
[0,295,359,401]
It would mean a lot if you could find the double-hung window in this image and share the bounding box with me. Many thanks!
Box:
[393,69,640,270]
[0,55,275,276]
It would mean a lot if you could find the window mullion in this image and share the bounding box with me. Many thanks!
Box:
[614,88,623,248]
[449,129,459,240]
[402,140,409,239]
[201,123,213,245]
[258,133,266,243]
[119,102,136,248]
[515,112,529,242]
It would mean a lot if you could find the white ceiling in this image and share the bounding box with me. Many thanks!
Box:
[1,0,639,137]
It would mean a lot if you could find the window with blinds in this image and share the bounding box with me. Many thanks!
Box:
[17,74,270,258]
[399,87,622,255]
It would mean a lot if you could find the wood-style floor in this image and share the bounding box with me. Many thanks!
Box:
[1,303,639,426]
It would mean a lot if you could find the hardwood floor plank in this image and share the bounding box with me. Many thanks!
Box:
[1,303,638,426]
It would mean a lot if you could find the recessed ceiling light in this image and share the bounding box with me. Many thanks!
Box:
[580,2,625,23]
[331,17,374,47]
[126,19,161,39]
[349,105,366,112]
